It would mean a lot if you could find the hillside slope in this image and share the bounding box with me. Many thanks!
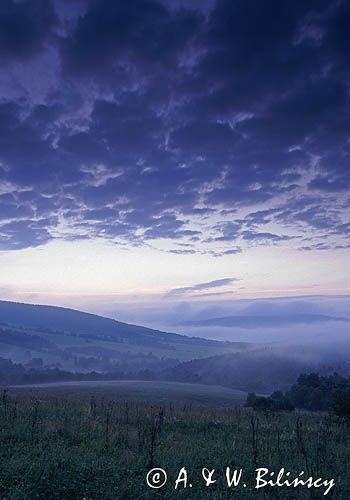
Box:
[164,347,350,393]
[0,300,248,372]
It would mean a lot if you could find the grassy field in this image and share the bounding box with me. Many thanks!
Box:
[11,380,247,407]
[0,386,349,499]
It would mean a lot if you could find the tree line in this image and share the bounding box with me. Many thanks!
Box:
[246,372,350,420]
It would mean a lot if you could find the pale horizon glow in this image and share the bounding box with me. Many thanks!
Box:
[0,238,349,317]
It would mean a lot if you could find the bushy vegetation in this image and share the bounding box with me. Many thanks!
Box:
[246,373,350,421]
[0,390,349,499]
[287,373,350,414]
[246,391,295,412]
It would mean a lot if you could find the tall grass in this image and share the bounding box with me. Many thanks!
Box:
[0,390,349,499]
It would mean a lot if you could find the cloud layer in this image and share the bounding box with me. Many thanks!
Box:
[0,0,349,254]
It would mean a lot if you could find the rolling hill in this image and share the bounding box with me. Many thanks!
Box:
[0,300,248,372]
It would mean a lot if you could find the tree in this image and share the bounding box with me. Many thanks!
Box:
[331,384,350,421]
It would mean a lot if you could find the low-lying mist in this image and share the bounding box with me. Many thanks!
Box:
[110,295,350,368]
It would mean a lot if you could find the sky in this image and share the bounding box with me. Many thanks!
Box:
[0,0,349,322]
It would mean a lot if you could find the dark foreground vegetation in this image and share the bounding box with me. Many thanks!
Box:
[0,390,349,499]
[247,373,350,419]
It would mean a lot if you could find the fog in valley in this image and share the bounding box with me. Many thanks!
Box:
[0,296,349,393]
[112,295,350,342]
[109,295,350,375]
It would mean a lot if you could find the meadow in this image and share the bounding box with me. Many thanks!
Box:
[0,385,349,499]
[11,380,247,408]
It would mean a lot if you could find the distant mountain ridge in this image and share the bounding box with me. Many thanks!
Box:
[179,313,350,329]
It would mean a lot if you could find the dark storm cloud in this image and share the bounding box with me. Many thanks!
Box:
[61,0,202,75]
[0,0,349,251]
[0,0,56,60]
